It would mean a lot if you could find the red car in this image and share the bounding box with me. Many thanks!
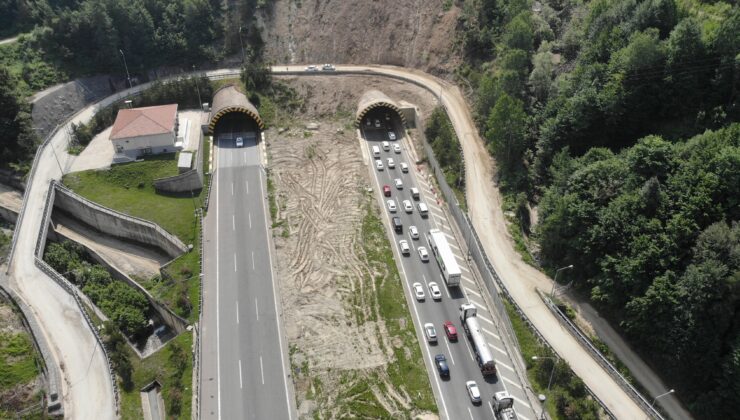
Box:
[443,321,458,341]
[383,185,391,197]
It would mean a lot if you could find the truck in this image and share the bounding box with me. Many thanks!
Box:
[427,229,461,287]
[459,304,496,375]
[492,391,516,420]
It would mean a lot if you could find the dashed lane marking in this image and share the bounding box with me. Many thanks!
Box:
[477,313,495,326]
[502,375,523,390]
[512,394,532,410]
[496,359,516,373]
[517,412,533,420]
[464,287,482,298]
[490,342,508,355]
[482,327,500,340]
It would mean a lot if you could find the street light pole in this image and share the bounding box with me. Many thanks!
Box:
[532,356,558,391]
[549,264,574,298]
[119,49,132,89]
[651,389,675,408]
[192,65,202,109]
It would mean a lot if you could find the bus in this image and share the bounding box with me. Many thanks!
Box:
[427,229,461,287]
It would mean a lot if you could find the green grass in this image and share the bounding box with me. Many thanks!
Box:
[0,332,40,390]
[119,333,193,420]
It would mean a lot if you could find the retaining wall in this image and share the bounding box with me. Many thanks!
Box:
[153,169,203,193]
[0,204,18,224]
[52,183,188,258]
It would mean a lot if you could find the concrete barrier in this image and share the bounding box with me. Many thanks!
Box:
[52,182,188,258]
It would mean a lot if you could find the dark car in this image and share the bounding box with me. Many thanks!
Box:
[392,216,402,233]
[383,185,391,197]
[443,321,458,341]
[435,354,450,377]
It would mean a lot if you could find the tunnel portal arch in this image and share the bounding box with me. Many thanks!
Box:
[208,85,264,134]
[355,90,407,127]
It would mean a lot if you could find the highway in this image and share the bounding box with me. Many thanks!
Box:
[200,126,294,420]
[360,112,538,420]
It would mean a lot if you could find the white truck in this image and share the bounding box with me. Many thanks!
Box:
[459,304,496,375]
[427,229,461,287]
[492,391,516,420]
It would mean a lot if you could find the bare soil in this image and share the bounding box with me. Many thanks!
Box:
[260,0,461,74]
[268,76,439,418]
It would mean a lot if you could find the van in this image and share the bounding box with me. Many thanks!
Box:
[410,187,420,200]
[372,145,380,157]
[418,202,429,218]
[392,217,402,233]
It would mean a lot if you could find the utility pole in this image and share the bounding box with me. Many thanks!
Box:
[119,49,132,89]
[193,65,202,110]
[238,26,246,63]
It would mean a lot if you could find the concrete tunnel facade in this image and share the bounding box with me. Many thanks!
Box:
[355,90,407,127]
[208,85,265,133]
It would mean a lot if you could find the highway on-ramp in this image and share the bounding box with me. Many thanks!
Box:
[199,130,295,420]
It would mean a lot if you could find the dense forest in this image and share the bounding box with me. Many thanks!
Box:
[458,0,739,416]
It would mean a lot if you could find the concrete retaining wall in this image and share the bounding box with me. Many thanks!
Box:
[52,183,188,258]
[153,169,202,193]
[0,204,18,224]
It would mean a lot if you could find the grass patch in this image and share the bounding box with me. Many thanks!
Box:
[0,332,40,390]
[119,333,193,420]
[503,300,602,419]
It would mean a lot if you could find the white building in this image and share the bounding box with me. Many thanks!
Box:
[110,104,179,161]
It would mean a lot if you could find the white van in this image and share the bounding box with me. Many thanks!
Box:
[417,202,429,217]
[372,145,381,157]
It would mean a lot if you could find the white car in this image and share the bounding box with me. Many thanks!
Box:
[410,187,420,200]
[466,381,481,404]
[235,137,244,147]
[428,282,442,300]
[388,131,397,140]
[387,199,397,213]
[387,158,395,168]
[418,246,429,262]
[382,141,390,151]
[412,282,425,301]
[394,178,403,189]
[376,159,384,171]
[322,63,335,71]
[399,239,410,255]
[424,323,438,343]
[403,199,413,213]
[400,162,409,172]
[409,225,419,239]
[375,119,382,128]
[366,119,372,127]
[305,65,318,71]
[393,144,401,153]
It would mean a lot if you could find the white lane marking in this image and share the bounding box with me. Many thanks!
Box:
[238,360,243,389]
[462,332,475,361]
[497,359,516,373]
[443,278,451,299]
[468,407,473,420]
[258,169,293,419]
[249,212,252,229]
[512,394,532,409]
[471,300,487,310]
[482,327,500,340]
[477,313,495,326]
[236,301,239,324]
[444,338,455,365]
[490,342,507,355]
[252,251,255,270]
[255,298,259,320]
[234,253,238,272]
[231,182,234,195]
[517,412,533,420]
[244,153,247,164]
[459,265,471,274]
[465,287,482,298]
[215,137,223,418]
[461,276,476,285]
[489,402,497,419]
[260,356,265,385]
[447,241,461,251]
[246,181,249,194]
[502,375,523,390]
[232,214,236,231]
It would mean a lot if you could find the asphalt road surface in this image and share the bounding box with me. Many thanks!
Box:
[200,131,294,420]
[360,113,538,420]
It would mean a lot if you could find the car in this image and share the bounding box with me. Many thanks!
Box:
[412,282,425,301]
[235,137,244,147]
[393,143,401,154]
[409,225,419,239]
[418,246,429,262]
[385,113,391,121]
[428,282,442,300]
[376,159,384,171]
[382,141,390,151]
[322,63,335,71]
[443,321,458,341]
[466,381,482,405]
[387,158,395,168]
[403,199,413,213]
[399,240,410,255]
[375,119,382,128]
[410,187,420,200]
[424,323,438,343]
[387,200,397,213]
[418,202,428,217]
[394,178,403,189]
[434,354,450,377]
[392,217,402,233]
[388,131,397,140]
[383,185,391,197]
[305,65,318,71]
[400,162,409,173]
[366,119,372,127]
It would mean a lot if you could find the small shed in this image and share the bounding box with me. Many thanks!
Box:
[177,152,193,173]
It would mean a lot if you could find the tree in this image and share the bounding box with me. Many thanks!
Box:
[485,93,527,174]
[529,49,554,102]
[503,12,534,52]
[0,67,36,170]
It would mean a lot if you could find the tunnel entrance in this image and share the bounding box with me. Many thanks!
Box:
[208,85,264,143]
[355,90,407,128]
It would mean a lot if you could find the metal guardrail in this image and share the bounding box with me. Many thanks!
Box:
[194,207,204,420]
[541,293,666,419]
